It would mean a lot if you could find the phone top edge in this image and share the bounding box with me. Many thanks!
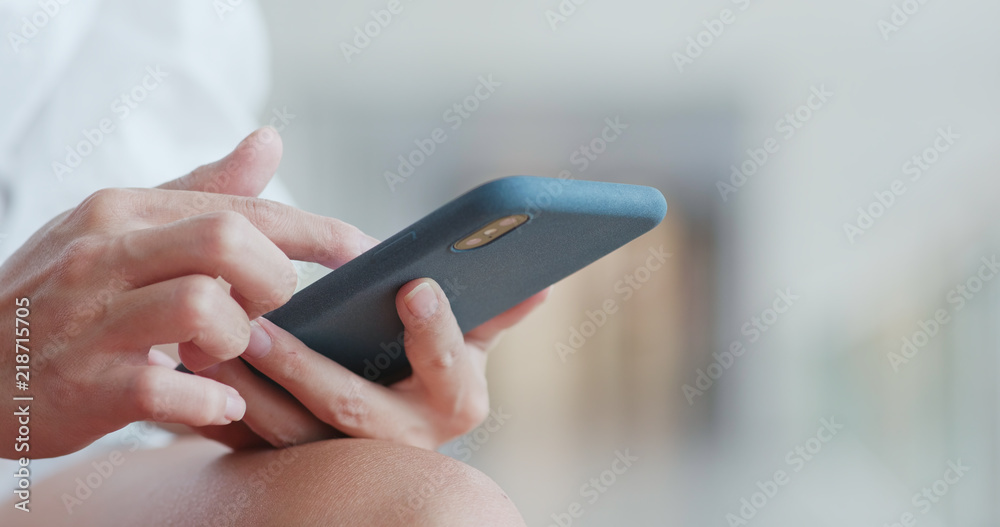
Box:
[361,175,667,262]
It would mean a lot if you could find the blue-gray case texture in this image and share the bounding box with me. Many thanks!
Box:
[264,176,667,385]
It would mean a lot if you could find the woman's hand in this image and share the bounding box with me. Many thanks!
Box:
[0,128,378,459]
[186,282,550,451]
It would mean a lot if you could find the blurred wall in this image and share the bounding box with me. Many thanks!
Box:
[255,0,1000,524]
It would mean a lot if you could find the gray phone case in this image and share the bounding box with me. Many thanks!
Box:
[263,176,667,385]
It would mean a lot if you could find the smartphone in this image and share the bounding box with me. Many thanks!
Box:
[262,175,666,385]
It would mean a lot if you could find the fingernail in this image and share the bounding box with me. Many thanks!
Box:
[225,388,246,422]
[243,319,272,359]
[360,235,380,253]
[404,281,439,319]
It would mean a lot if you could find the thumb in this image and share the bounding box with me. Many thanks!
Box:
[158,126,283,197]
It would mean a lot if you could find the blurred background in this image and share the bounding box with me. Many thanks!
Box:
[256,0,1000,525]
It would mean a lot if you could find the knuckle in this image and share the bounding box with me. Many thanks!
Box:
[424,350,458,373]
[71,188,133,228]
[238,197,284,233]
[454,392,491,434]
[266,430,302,449]
[259,258,298,310]
[405,329,463,372]
[318,218,363,263]
[220,321,252,357]
[81,187,123,210]
[321,378,370,430]
[198,211,250,265]
[271,261,298,306]
[172,275,223,332]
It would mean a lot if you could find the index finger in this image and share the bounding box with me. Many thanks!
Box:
[126,187,380,268]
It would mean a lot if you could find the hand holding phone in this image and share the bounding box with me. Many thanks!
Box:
[190,175,666,450]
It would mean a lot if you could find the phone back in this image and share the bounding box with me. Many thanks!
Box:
[264,176,667,385]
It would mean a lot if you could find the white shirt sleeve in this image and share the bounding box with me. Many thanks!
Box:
[0,0,293,264]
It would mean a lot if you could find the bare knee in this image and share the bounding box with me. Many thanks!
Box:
[253,439,525,527]
[4,437,522,527]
